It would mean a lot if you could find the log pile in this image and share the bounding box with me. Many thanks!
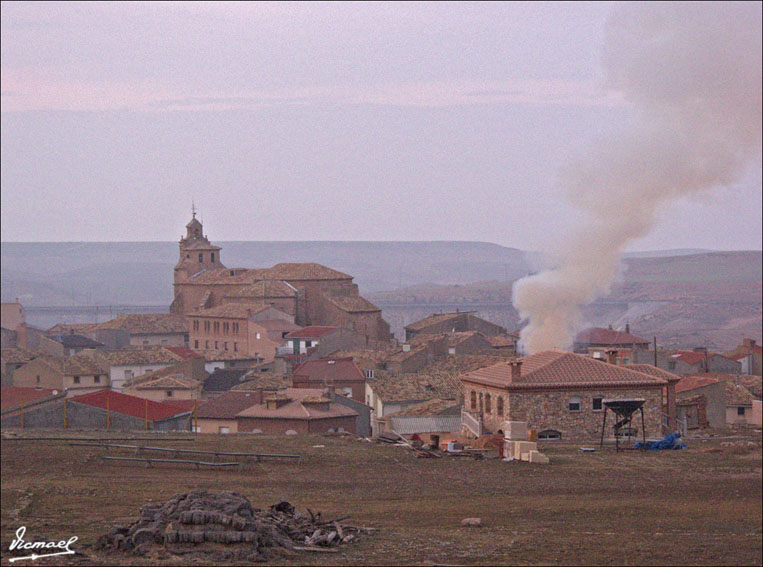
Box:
[375,431,441,458]
[94,490,373,561]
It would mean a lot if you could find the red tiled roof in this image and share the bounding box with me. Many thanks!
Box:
[196,391,263,419]
[485,335,515,348]
[326,295,380,313]
[292,358,365,383]
[163,346,197,360]
[265,263,352,281]
[671,351,708,365]
[675,375,721,394]
[236,388,357,420]
[223,280,297,298]
[461,350,666,391]
[70,390,190,421]
[285,326,339,339]
[725,382,754,406]
[575,327,650,346]
[0,387,58,412]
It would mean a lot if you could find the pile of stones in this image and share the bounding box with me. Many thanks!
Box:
[94,490,372,561]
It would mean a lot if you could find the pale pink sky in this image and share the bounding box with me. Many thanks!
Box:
[1,1,761,252]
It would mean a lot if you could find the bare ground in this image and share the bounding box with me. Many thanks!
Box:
[1,431,761,566]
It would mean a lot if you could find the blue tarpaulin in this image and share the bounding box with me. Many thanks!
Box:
[634,432,687,450]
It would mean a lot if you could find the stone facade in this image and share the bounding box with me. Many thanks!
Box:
[464,382,663,441]
[170,214,391,342]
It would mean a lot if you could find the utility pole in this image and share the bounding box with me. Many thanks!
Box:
[653,336,657,367]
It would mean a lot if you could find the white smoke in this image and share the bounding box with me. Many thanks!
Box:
[513,2,762,354]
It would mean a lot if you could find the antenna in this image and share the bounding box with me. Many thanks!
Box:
[192,201,197,219]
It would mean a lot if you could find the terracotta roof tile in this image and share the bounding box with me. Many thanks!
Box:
[292,358,364,383]
[675,375,721,394]
[90,346,188,367]
[326,295,380,313]
[575,327,650,346]
[0,387,59,412]
[223,280,297,298]
[236,388,357,420]
[384,398,461,418]
[70,390,190,421]
[190,303,271,319]
[1,348,43,365]
[725,382,754,406]
[626,364,683,383]
[265,263,352,281]
[405,313,464,332]
[285,326,339,339]
[196,391,263,419]
[131,375,201,390]
[94,314,188,335]
[461,350,666,391]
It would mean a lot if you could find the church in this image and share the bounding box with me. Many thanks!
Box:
[170,211,391,343]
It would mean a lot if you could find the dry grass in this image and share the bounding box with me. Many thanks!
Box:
[1,431,761,566]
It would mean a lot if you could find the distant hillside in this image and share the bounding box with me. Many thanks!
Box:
[1,242,760,350]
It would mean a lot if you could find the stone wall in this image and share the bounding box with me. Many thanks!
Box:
[463,382,663,441]
[236,415,356,435]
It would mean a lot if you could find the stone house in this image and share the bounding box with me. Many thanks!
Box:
[674,375,727,429]
[12,354,109,397]
[724,338,762,376]
[632,349,743,375]
[39,333,104,357]
[1,348,43,386]
[195,388,357,435]
[291,358,366,400]
[123,361,204,403]
[446,332,494,356]
[384,335,449,375]
[405,312,507,342]
[459,350,669,441]
[93,313,189,348]
[376,398,462,441]
[169,213,390,342]
[188,303,294,362]
[285,326,363,356]
[86,346,199,391]
[725,381,756,425]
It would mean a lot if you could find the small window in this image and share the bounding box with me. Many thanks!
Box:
[568,397,581,412]
[194,340,199,349]
[485,393,491,414]
[205,340,210,349]
[215,341,218,349]
[256,333,261,340]
[668,361,677,370]
[497,396,504,415]
[166,390,173,397]
[198,253,203,263]
[593,397,603,411]
[234,342,238,352]
[470,391,477,410]
[737,407,745,416]
[211,252,215,263]
[36,375,40,384]
[224,342,228,351]
[94,376,101,383]
[538,429,562,440]
[73,376,81,384]
[219,426,230,434]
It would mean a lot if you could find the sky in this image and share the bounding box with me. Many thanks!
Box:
[1,1,761,251]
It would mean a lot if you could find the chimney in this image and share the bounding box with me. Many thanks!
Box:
[743,338,755,347]
[606,349,618,365]
[508,360,522,382]
[625,322,630,334]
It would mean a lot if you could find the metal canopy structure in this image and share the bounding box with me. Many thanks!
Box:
[599,398,647,451]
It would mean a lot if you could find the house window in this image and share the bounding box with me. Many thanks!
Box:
[234,342,238,352]
[94,376,101,383]
[737,407,746,416]
[538,429,562,440]
[668,360,677,370]
[219,426,230,434]
[214,322,220,333]
[211,252,215,263]
[73,376,80,384]
[471,391,477,410]
[193,320,199,331]
[125,369,133,381]
[485,393,491,414]
[204,321,211,333]
[256,333,261,340]
[215,341,219,349]
[568,397,581,412]
[497,396,504,415]
[224,342,228,351]
[205,340,210,349]
[223,322,229,334]
[593,397,603,411]
[194,340,199,349]
[198,253,203,263]
[36,375,40,384]
[479,392,483,411]
[166,390,173,397]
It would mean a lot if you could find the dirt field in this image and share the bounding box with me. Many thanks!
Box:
[1,431,761,566]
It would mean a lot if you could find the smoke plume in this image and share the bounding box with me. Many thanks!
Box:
[513,2,762,354]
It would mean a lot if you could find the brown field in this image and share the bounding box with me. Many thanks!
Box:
[1,432,761,566]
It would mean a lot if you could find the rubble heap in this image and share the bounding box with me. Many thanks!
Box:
[95,490,372,561]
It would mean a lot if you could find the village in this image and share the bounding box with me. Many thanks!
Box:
[1,213,761,565]
[2,214,761,443]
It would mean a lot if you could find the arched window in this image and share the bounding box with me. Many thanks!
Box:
[485,393,491,414]
[470,391,477,410]
[497,396,504,416]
